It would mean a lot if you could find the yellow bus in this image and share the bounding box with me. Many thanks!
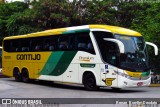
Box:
[2,25,158,90]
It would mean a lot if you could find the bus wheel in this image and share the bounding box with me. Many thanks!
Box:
[83,73,98,91]
[21,69,30,83]
[13,68,21,82]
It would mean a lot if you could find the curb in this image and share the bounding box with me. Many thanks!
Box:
[149,84,160,87]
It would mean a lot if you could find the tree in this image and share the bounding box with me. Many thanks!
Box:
[0,0,160,73]
[130,2,160,73]
[0,2,28,44]
[0,0,5,4]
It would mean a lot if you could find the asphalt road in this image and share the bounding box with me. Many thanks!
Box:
[0,77,159,107]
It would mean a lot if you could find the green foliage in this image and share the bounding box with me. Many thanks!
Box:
[86,0,118,25]
[0,18,6,41]
[28,0,73,29]
[0,2,28,44]
[0,0,160,72]
[130,3,160,71]
[6,13,21,36]
[0,2,28,19]
[18,25,42,35]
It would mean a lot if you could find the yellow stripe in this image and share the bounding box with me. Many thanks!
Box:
[79,59,90,62]
[89,25,142,36]
[4,25,142,40]
[4,28,67,40]
[125,70,142,77]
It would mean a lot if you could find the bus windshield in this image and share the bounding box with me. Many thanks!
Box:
[93,31,149,72]
[115,35,149,72]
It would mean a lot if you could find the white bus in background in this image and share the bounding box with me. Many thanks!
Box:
[0,46,2,73]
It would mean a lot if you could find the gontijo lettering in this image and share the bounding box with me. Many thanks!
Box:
[17,54,41,60]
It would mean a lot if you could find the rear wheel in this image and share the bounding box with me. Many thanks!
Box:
[13,69,22,82]
[83,73,98,91]
[21,69,30,83]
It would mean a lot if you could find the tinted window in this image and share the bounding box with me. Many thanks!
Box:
[93,31,118,65]
[76,32,95,54]
[3,32,95,54]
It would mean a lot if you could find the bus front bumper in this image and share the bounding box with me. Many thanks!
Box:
[117,76,151,88]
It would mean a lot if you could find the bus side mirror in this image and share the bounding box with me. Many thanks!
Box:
[146,42,158,56]
[103,38,125,54]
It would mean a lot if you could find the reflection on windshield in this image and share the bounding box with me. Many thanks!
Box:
[115,35,149,72]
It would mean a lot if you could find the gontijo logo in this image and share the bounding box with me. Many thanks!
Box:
[104,78,116,86]
[17,54,41,60]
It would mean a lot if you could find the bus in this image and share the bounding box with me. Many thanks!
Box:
[0,46,2,73]
[2,25,158,90]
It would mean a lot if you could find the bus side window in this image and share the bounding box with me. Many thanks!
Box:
[59,41,68,49]
[33,38,43,52]
[22,47,29,52]
[10,40,19,52]
[20,39,30,52]
[43,41,50,51]
[68,35,76,50]
[35,45,42,51]
[3,40,10,52]
[76,32,95,54]
[15,42,21,52]
[78,43,86,50]
[58,35,69,51]
[49,45,54,51]
[93,31,118,65]
[87,43,93,49]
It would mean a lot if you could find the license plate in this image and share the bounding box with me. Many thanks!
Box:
[137,82,143,86]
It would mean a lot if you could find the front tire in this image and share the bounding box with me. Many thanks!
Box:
[83,73,98,91]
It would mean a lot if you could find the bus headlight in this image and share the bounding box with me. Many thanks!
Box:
[114,71,130,79]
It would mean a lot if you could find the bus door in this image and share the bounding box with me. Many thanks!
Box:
[100,64,118,87]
